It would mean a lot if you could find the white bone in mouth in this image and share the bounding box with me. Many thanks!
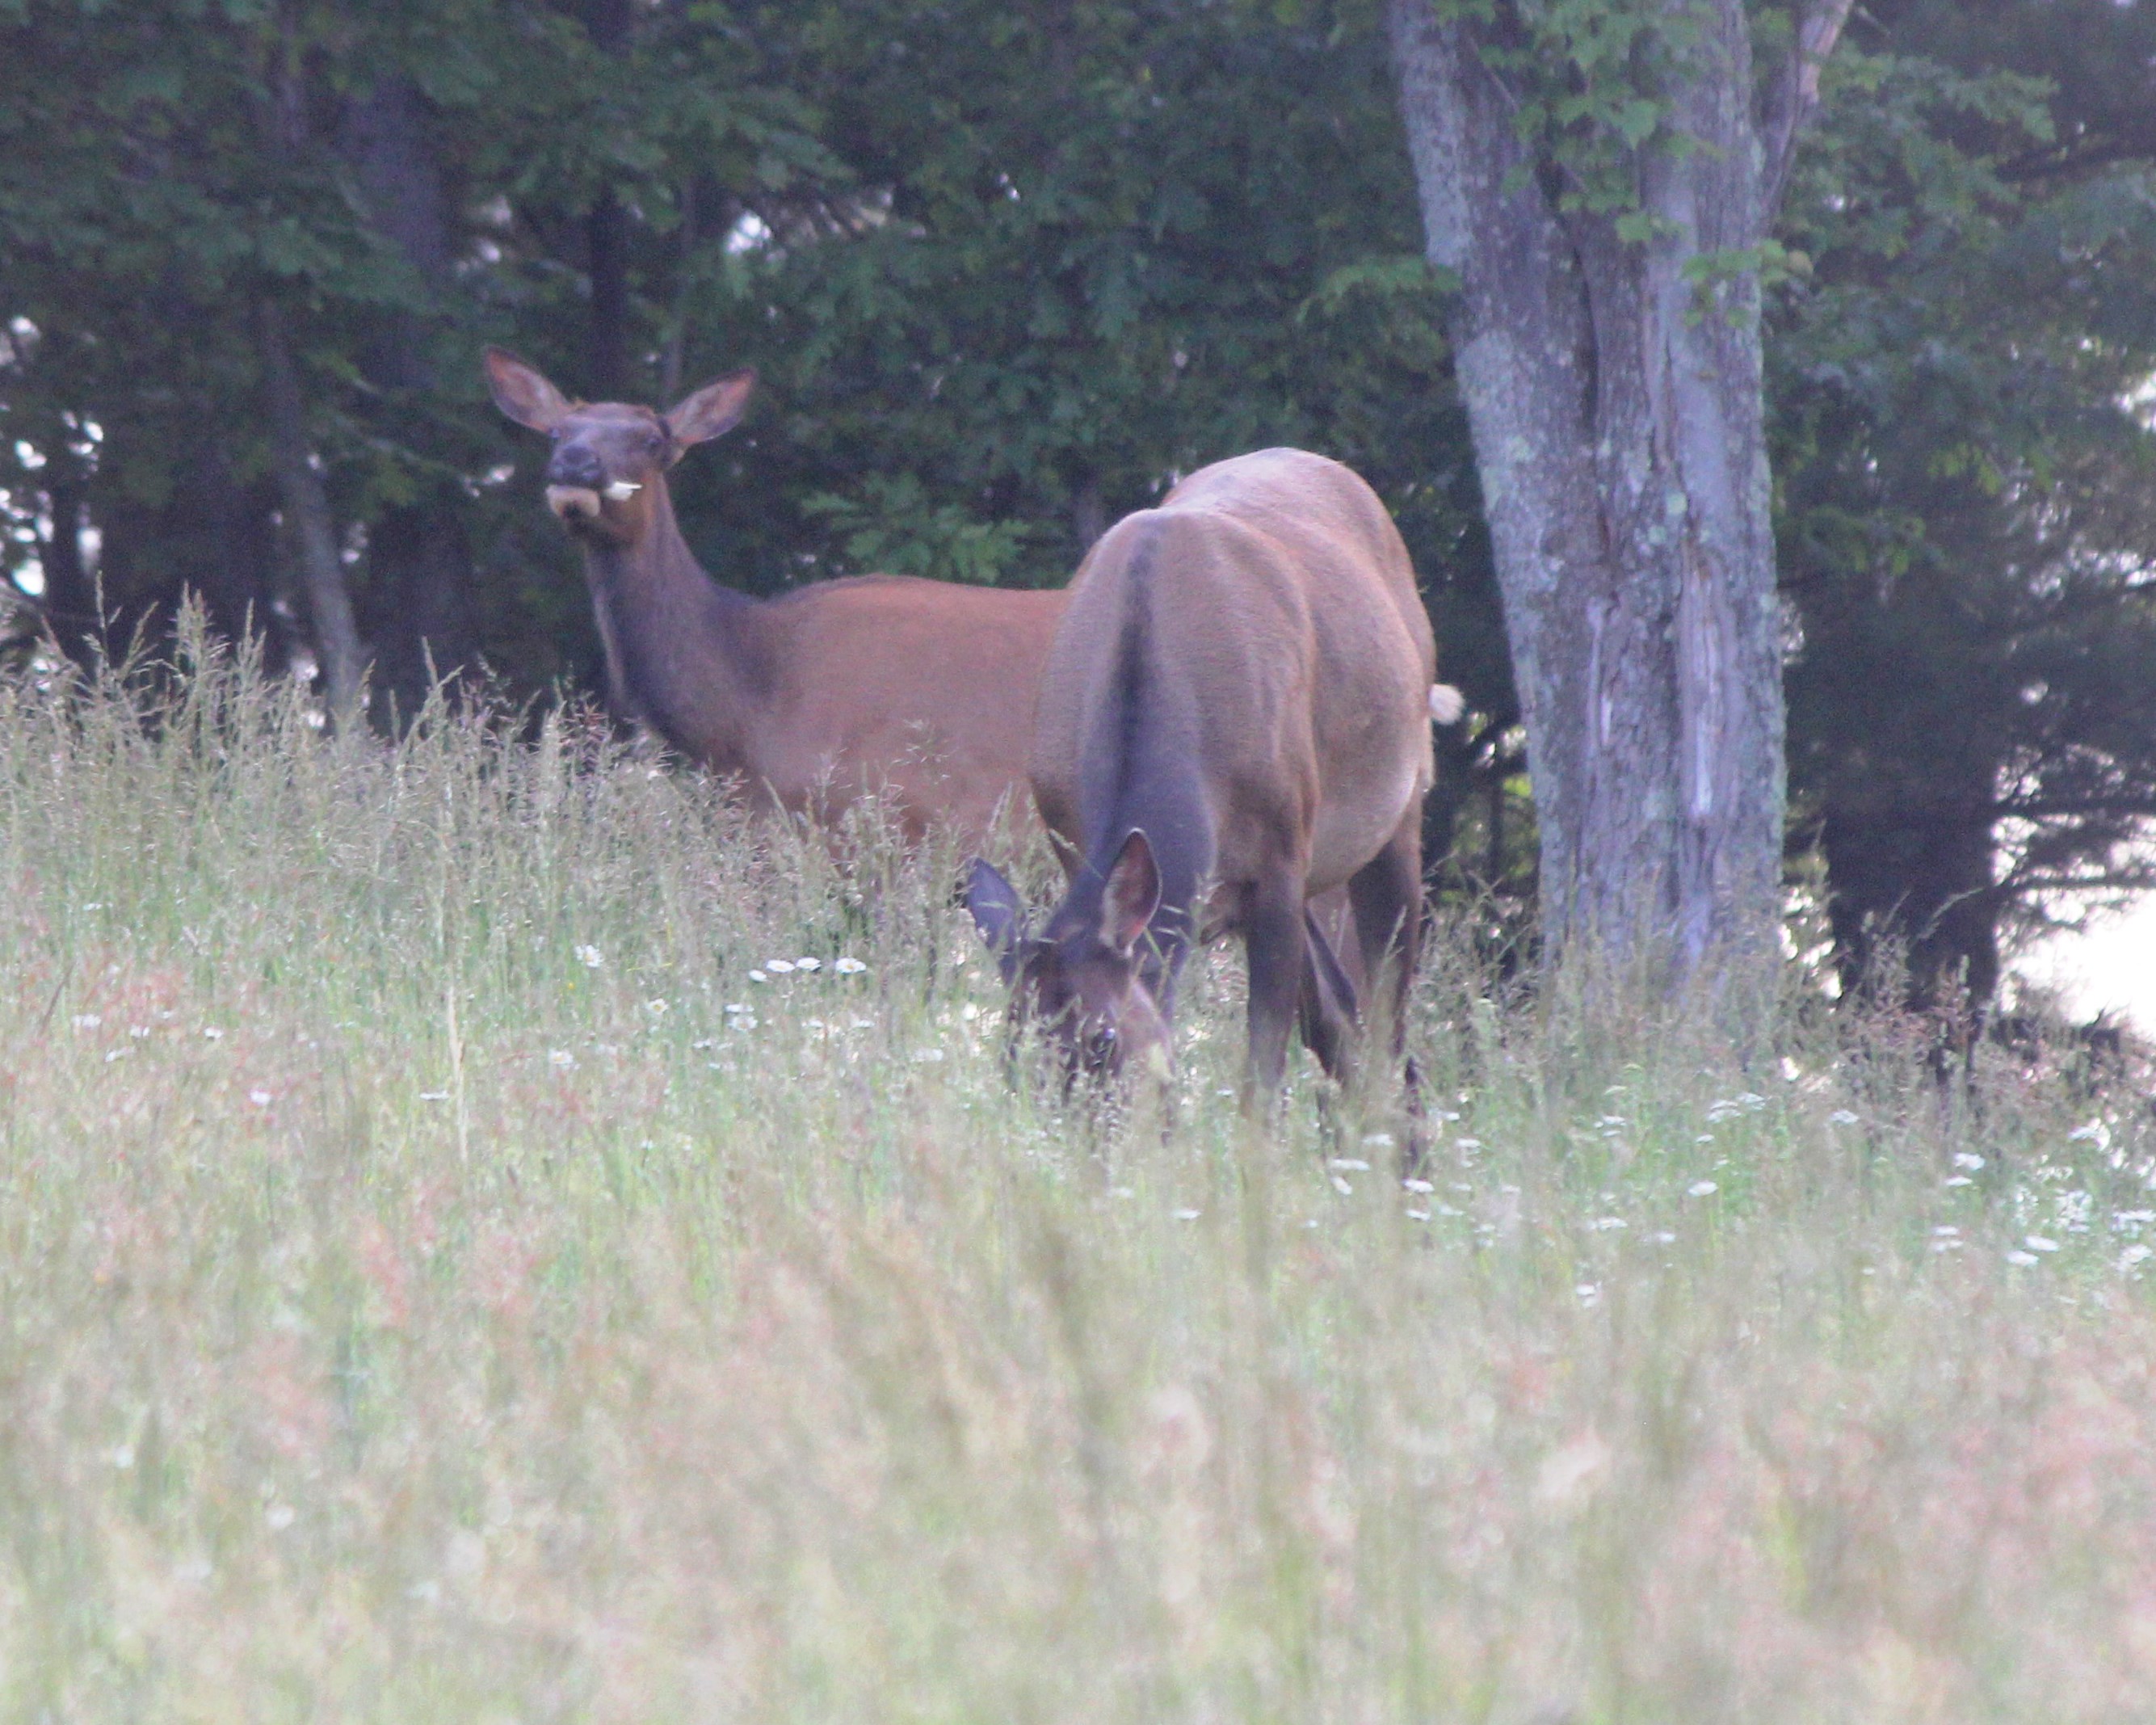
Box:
[546,484,603,520]
[603,480,642,501]
[1428,684,1465,726]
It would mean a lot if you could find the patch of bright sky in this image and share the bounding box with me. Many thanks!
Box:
[2015,894,2156,1033]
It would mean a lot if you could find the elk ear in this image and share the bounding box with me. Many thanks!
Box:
[964,857,1029,985]
[485,347,573,432]
[664,369,755,450]
[1100,829,1161,954]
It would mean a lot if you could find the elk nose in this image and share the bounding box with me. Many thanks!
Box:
[546,445,603,489]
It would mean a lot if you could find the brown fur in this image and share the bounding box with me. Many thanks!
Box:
[969,448,1435,1115]
[485,349,1065,843]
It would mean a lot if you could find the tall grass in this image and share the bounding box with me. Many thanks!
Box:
[2,626,2154,1722]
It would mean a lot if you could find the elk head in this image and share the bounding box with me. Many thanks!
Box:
[965,829,1174,1085]
[484,347,755,548]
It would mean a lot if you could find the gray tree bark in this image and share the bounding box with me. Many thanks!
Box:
[258,301,367,729]
[1386,0,1851,980]
[338,69,478,728]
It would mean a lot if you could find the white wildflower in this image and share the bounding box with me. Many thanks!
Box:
[2070,1121,2113,1151]
[248,1088,273,1109]
[2024,1235,2060,1252]
[574,945,603,969]
[1328,1158,1372,1173]
[1173,1208,1201,1222]
[793,957,822,972]
[1591,1216,1628,1231]
[747,970,767,984]
[834,956,868,974]
[764,959,796,975]
[2007,1250,2040,1268]
[1403,1179,1435,1194]
[1687,1180,1719,1198]
[1362,1131,1396,1150]
[1828,1109,1860,1126]
[1331,1176,1354,1196]
[70,1013,100,1030]
[2120,1243,2152,1271]
[548,1050,575,1070]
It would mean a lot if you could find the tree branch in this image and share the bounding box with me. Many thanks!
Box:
[1758,0,1856,223]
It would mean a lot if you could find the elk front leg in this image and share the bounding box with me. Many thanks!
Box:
[1242,873,1308,1109]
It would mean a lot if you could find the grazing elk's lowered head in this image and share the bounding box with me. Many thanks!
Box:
[965,831,1177,1086]
[483,347,754,549]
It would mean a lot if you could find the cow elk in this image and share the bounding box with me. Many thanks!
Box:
[485,348,1065,842]
[965,448,1436,1133]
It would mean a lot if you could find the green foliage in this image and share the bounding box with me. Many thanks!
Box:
[1435,0,1707,221]
[0,0,1504,736]
[1771,0,2156,1000]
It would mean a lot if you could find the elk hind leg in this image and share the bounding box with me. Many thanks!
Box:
[1297,907,1360,1085]
[1347,814,1427,1168]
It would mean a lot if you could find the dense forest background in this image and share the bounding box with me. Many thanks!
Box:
[5,0,2156,1010]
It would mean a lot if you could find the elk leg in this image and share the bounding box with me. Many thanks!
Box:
[1347,814,1428,1169]
[1298,908,1364,1161]
[1242,873,1307,1109]
[1297,907,1360,1085]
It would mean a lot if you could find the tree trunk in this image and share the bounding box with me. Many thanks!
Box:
[1386,0,1848,982]
[583,0,636,399]
[258,301,367,728]
[338,69,477,727]
[36,474,99,662]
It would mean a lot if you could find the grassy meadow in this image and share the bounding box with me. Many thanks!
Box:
[3,633,2156,1723]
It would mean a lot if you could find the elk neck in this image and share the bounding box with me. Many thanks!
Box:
[573,473,773,773]
[1064,541,1217,974]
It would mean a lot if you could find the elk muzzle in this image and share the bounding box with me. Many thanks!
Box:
[546,484,604,522]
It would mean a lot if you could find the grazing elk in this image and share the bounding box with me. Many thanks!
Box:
[485,349,1065,841]
[965,448,1436,1119]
